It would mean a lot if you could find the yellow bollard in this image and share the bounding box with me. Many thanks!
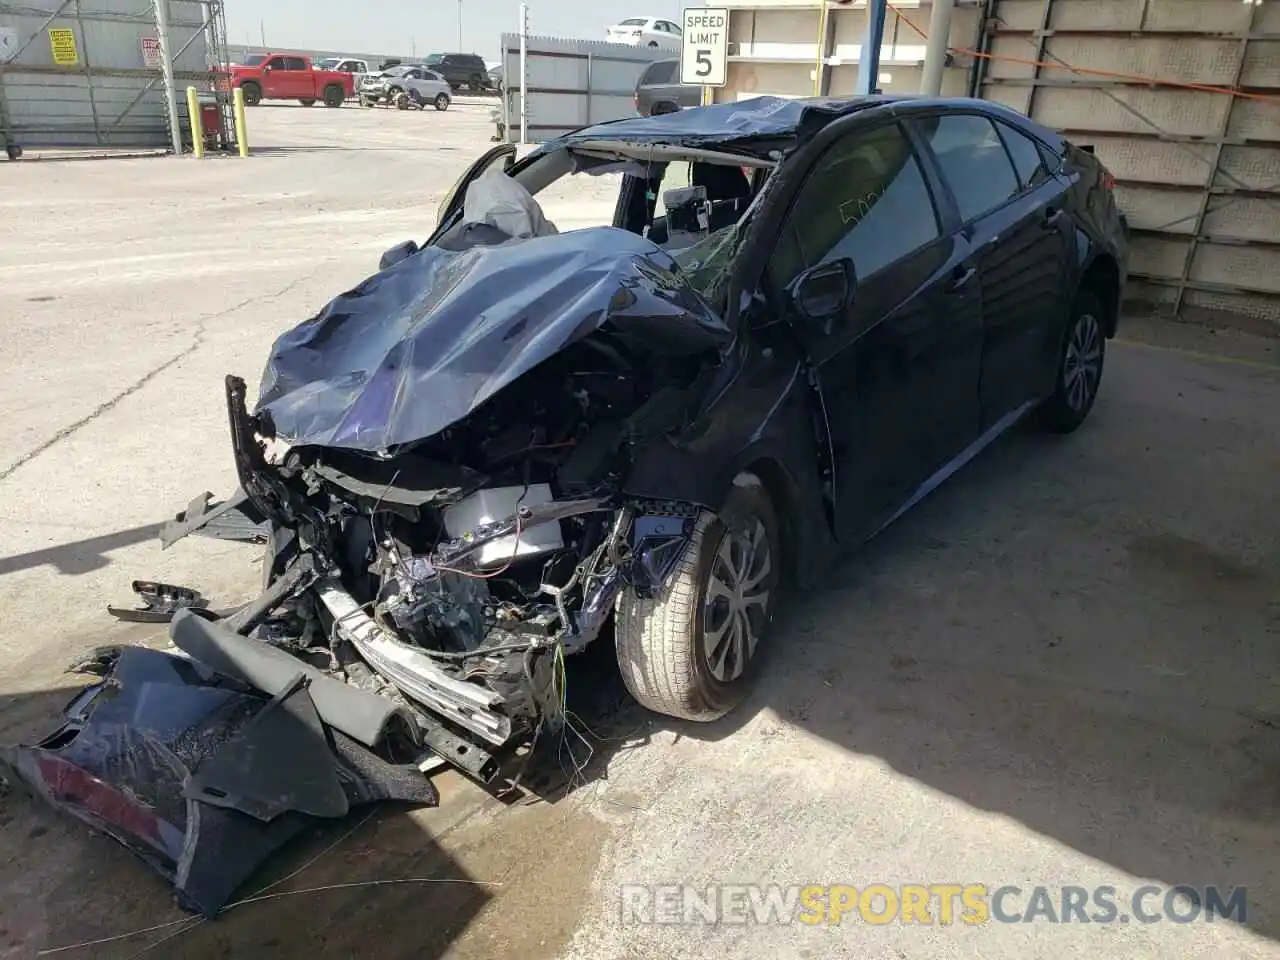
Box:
[233,86,249,157]
[186,86,204,158]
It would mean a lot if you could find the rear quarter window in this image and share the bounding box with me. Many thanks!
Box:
[995,121,1053,189]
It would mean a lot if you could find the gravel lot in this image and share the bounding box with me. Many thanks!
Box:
[1,101,1278,960]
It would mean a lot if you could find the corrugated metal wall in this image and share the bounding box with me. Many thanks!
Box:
[0,0,210,150]
[978,0,1280,328]
[500,35,663,142]
[709,0,1280,330]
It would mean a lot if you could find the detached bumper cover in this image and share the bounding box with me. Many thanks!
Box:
[0,646,437,918]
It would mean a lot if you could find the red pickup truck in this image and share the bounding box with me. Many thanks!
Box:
[229,53,354,107]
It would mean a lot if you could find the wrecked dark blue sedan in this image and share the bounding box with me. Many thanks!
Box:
[3,95,1128,915]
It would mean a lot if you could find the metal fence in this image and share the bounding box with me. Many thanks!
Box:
[500,34,663,143]
[0,0,220,155]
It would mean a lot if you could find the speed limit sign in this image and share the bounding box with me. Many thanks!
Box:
[680,7,728,87]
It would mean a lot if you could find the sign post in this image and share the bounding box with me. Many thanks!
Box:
[680,6,728,93]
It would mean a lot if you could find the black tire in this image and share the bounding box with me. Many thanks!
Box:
[434,93,450,111]
[322,85,344,108]
[469,73,485,91]
[1037,288,1107,433]
[652,101,680,116]
[647,40,659,48]
[240,82,262,107]
[615,473,781,722]
[299,98,316,107]
[388,85,403,99]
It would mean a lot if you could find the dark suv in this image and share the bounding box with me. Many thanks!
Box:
[424,53,491,91]
[634,58,701,116]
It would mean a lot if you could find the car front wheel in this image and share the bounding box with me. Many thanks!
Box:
[615,473,780,722]
[1037,288,1107,433]
[434,93,450,111]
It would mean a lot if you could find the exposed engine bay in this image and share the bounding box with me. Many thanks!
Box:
[242,328,708,754]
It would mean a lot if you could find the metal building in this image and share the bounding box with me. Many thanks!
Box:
[705,0,1280,330]
[0,0,226,154]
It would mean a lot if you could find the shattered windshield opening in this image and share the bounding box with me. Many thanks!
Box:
[671,222,743,304]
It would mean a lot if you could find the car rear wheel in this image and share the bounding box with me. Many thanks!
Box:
[434,93,450,111]
[1037,288,1107,433]
[615,473,780,722]
[240,82,261,107]
[299,98,316,107]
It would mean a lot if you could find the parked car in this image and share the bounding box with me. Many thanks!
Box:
[359,65,451,109]
[40,99,1125,891]
[607,15,683,49]
[634,58,701,115]
[423,52,492,91]
[228,53,354,107]
[316,56,372,95]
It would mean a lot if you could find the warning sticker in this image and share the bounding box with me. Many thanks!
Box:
[49,27,78,66]
[141,36,162,68]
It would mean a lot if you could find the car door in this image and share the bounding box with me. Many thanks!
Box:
[768,120,984,539]
[911,112,1073,425]
[402,68,425,96]
[262,56,289,97]
[285,56,312,97]
[425,70,449,97]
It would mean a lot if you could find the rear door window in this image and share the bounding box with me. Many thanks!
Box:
[283,57,306,71]
[643,61,676,84]
[995,121,1053,189]
[266,56,288,70]
[775,122,941,288]
[915,113,1020,223]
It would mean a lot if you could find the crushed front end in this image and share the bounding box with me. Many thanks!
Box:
[208,226,731,769]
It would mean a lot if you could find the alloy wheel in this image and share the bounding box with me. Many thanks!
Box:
[1063,312,1102,412]
[702,517,773,682]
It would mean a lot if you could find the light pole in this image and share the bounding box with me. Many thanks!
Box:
[457,0,463,50]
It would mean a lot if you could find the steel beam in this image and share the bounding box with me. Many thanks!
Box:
[855,0,888,96]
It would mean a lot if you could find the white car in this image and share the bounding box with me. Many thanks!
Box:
[316,57,372,95]
[606,16,683,50]
[359,65,452,109]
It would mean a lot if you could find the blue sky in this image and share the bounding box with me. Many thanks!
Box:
[226,0,684,60]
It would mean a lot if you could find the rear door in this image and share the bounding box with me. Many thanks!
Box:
[284,56,312,97]
[768,120,984,538]
[911,112,1073,424]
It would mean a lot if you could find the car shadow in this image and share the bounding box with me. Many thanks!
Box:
[0,522,162,577]
[557,408,1280,940]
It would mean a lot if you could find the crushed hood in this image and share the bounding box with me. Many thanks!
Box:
[255,226,732,455]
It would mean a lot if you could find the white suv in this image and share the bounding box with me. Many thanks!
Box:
[359,65,452,109]
[606,16,683,50]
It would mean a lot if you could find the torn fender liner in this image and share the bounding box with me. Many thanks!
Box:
[170,609,419,749]
[0,647,437,918]
[255,226,731,455]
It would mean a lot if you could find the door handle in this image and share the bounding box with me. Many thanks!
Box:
[1042,206,1064,228]
[949,265,977,292]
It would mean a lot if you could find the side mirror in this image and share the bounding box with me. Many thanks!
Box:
[790,258,855,329]
[379,240,419,271]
